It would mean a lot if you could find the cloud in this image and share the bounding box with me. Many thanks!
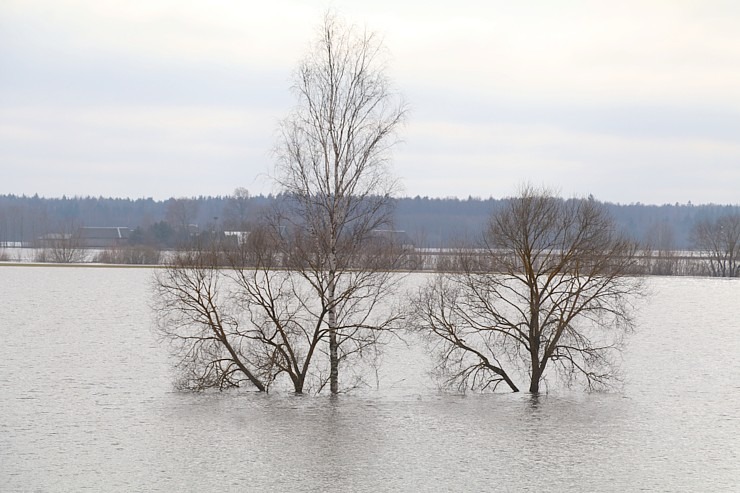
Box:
[381,1,740,108]
[1,105,276,198]
[398,118,740,204]
[2,0,740,204]
[1,0,317,66]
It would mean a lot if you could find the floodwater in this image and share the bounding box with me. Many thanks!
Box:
[1,266,739,492]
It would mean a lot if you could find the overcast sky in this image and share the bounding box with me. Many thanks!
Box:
[2,1,740,204]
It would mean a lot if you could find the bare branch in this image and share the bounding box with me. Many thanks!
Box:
[411,187,645,393]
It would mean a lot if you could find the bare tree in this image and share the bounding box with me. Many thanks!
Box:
[274,13,407,393]
[646,220,678,275]
[222,187,251,231]
[153,14,406,394]
[691,214,740,277]
[165,198,199,237]
[155,230,322,393]
[154,221,403,393]
[412,187,644,393]
[35,223,87,263]
[154,241,269,392]
[94,245,161,265]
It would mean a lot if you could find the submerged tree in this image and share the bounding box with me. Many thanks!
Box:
[645,220,678,275]
[154,13,406,394]
[155,229,333,393]
[275,13,407,393]
[691,214,740,277]
[154,241,269,391]
[412,187,645,393]
[155,218,405,393]
[35,222,87,263]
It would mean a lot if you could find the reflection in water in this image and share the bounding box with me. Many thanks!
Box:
[0,268,739,491]
[525,392,542,412]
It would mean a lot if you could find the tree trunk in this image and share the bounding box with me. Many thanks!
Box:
[529,368,541,393]
[328,260,339,394]
[499,370,520,392]
[220,335,266,392]
[292,374,305,394]
[329,325,338,394]
[529,338,541,393]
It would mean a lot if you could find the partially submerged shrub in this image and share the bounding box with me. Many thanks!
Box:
[94,246,161,265]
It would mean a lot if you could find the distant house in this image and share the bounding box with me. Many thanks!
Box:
[78,227,130,248]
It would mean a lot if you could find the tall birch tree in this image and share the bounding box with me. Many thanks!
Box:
[153,14,406,394]
[275,13,406,393]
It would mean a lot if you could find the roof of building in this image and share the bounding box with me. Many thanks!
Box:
[78,227,130,240]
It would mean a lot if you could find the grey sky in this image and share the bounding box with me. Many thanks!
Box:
[2,1,740,204]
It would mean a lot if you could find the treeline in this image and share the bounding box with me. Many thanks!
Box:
[394,196,740,249]
[0,192,738,249]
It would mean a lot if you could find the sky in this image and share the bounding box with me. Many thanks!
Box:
[2,1,740,205]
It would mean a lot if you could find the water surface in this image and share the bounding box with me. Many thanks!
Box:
[1,267,738,491]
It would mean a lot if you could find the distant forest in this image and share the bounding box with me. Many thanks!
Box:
[1,192,739,250]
